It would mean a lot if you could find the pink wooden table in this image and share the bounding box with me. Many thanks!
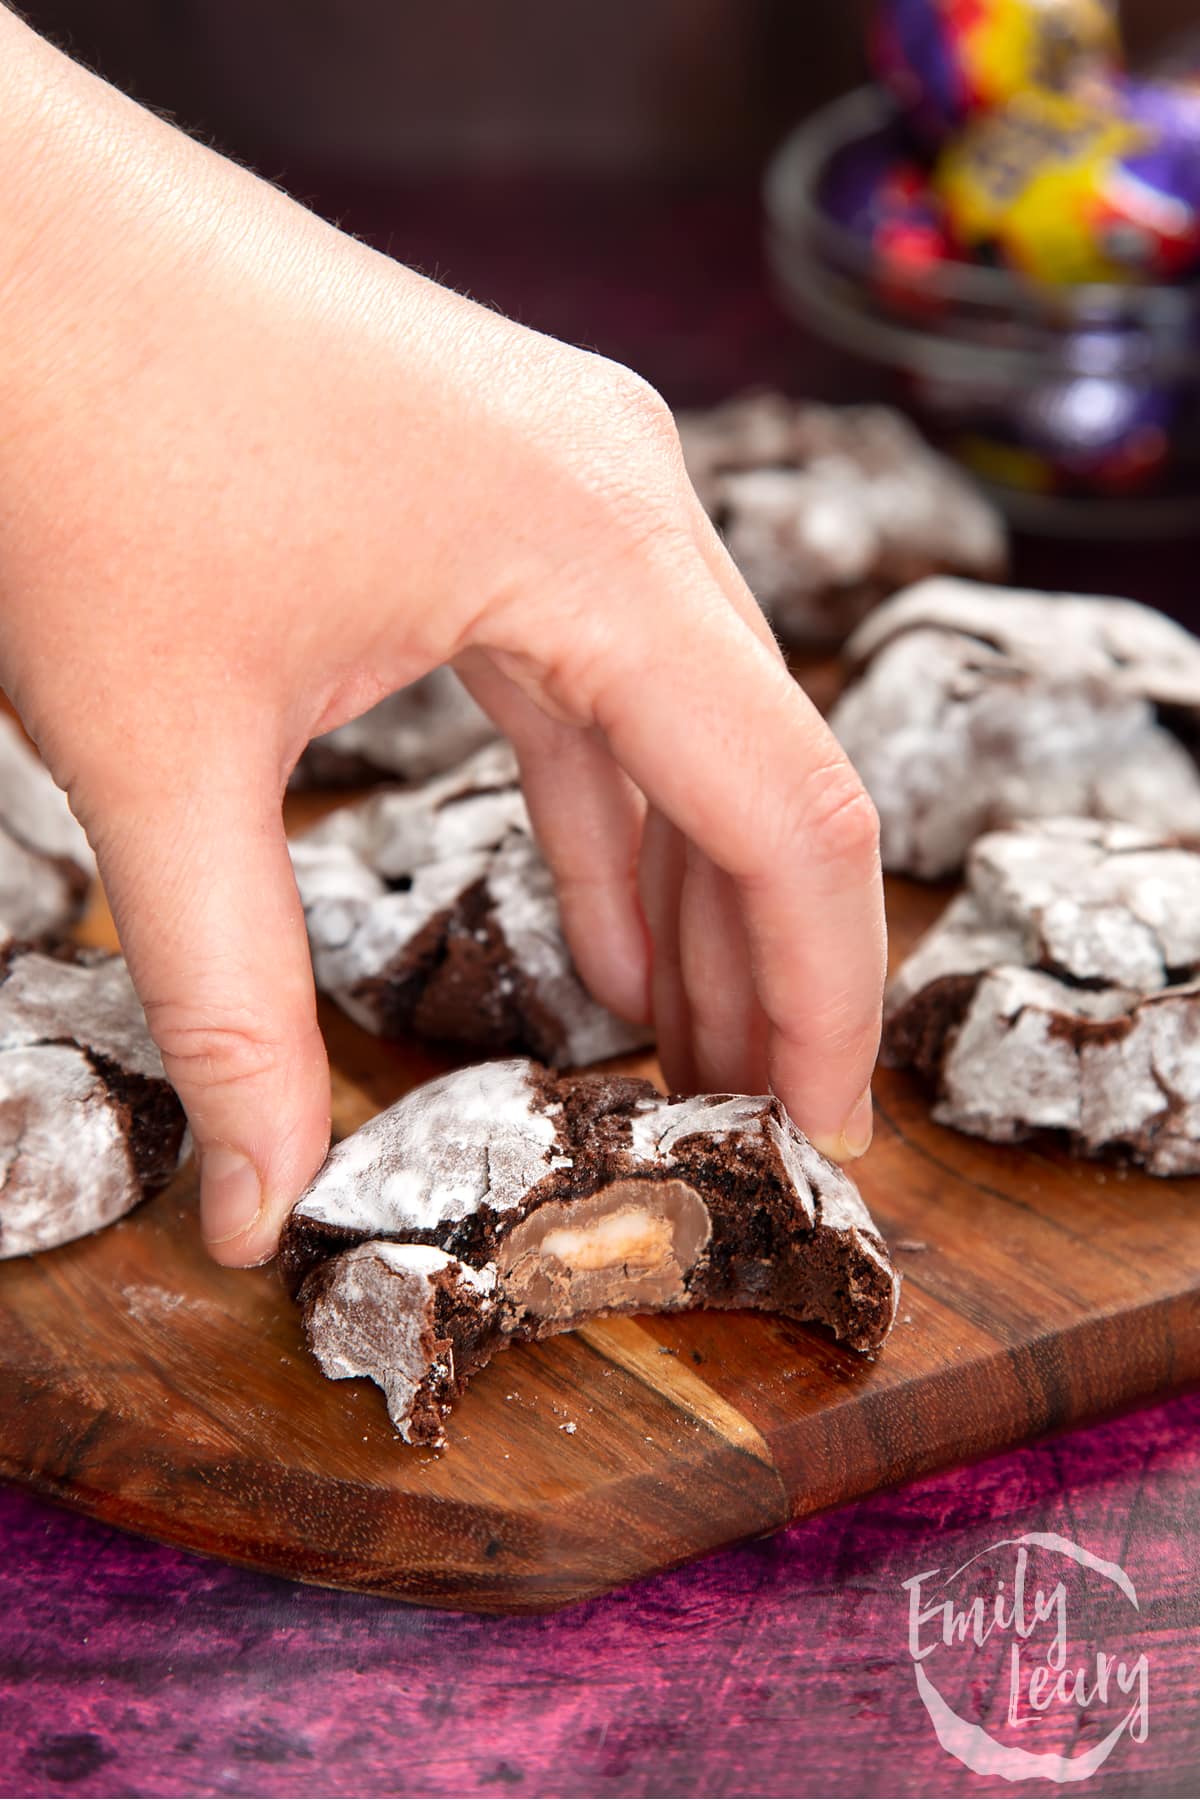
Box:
[2,172,1198,1799]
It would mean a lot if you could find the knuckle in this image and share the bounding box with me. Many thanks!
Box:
[146,1005,288,1094]
[609,368,681,454]
[776,977,883,1063]
[554,864,618,901]
[582,355,672,427]
[572,357,686,488]
[803,769,881,868]
[738,769,880,893]
[808,991,882,1055]
[788,1014,880,1070]
[492,352,697,609]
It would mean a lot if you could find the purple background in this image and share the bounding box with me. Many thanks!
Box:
[3,1392,1198,1798]
[3,147,1200,1800]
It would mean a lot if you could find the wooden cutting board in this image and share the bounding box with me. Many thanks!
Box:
[1,788,1198,1614]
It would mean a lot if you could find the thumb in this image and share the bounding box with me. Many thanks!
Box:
[85,768,331,1267]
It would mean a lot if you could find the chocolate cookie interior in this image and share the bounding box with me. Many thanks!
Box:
[284,1059,899,1446]
[498,1176,712,1325]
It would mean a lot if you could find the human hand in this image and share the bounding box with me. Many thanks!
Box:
[0,14,885,1266]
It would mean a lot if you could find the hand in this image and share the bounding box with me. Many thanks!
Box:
[0,14,885,1265]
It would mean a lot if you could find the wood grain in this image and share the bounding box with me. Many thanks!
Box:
[1,793,1198,1614]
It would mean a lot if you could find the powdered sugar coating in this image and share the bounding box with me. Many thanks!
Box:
[890,817,1200,1013]
[848,576,1200,696]
[0,714,95,941]
[290,1059,900,1438]
[624,1091,771,1163]
[484,833,647,1067]
[367,1241,497,1292]
[623,1089,886,1251]
[294,1059,892,1266]
[291,668,498,788]
[292,1060,563,1236]
[886,817,1200,1173]
[0,1044,136,1256]
[0,949,187,1257]
[969,819,1200,987]
[0,951,168,1078]
[932,967,1200,1173]
[678,397,1006,646]
[292,741,649,1066]
[767,1114,890,1270]
[304,1241,497,1443]
[833,579,1200,878]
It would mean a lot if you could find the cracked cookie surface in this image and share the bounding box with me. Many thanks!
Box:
[282,1058,899,1445]
[831,577,1200,878]
[677,395,1006,647]
[885,817,1200,1173]
[0,944,189,1256]
[290,741,650,1066]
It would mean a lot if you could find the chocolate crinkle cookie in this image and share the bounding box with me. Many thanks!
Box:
[281,1058,899,1446]
[831,577,1200,879]
[0,713,95,945]
[0,943,189,1257]
[290,668,498,789]
[885,817,1200,1175]
[676,393,1007,647]
[290,739,650,1067]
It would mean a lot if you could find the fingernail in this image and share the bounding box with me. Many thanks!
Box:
[840,1085,875,1159]
[812,1085,874,1164]
[201,1146,264,1247]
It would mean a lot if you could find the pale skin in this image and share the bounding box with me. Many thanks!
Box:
[0,10,886,1266]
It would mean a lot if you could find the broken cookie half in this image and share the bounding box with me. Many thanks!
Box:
[281,1058,899,1447]
[885,816,1200,1173]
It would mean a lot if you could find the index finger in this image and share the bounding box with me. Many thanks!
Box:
[589,543,885,1159]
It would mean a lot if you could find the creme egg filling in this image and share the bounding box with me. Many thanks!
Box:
[538,1207,674,1272]
[498,1178,712,1324]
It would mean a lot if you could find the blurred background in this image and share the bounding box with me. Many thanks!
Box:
[20,0,883,407]
[22,1,1198,179]
[20,0,1200,606]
